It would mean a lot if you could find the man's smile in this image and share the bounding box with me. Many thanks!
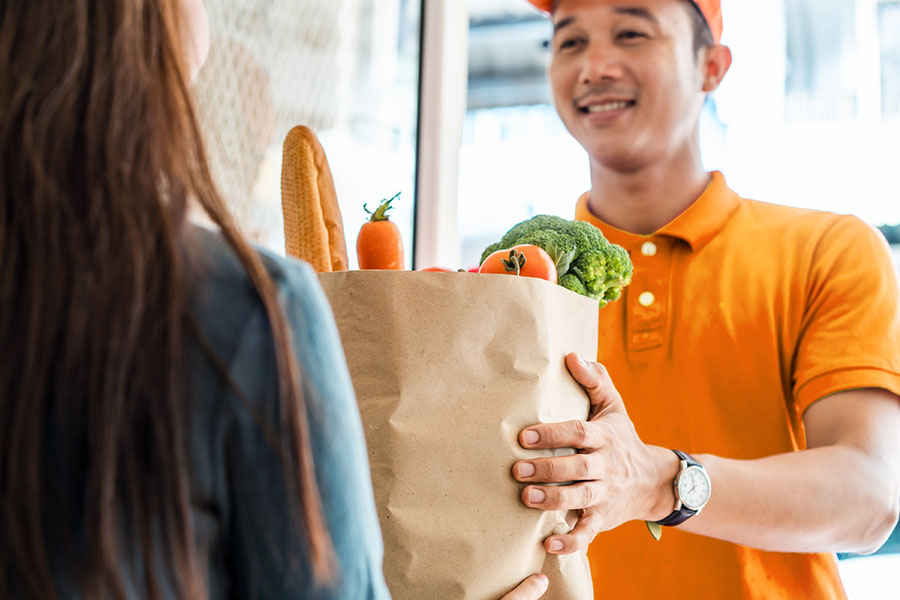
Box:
[575,92,639,116]
[578,100,637,114]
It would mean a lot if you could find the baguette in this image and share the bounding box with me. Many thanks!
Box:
[280,125,348,272]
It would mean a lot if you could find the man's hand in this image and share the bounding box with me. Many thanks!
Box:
[514,355,900,555]
[500,574,549,600]
[513,353,678,554]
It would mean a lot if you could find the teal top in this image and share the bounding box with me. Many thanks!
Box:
[182,227,389,599]
[26,226,389,599]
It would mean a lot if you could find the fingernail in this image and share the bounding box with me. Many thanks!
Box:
[535,574,549,589]
[577,355,588,367]
[528,488,546,504]
[522,430,539,445]
[517,462,535,478]
[549,539,564,552]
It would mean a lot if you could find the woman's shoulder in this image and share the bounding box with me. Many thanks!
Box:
[183,225,330,359]
[181,223,342,434]
[185,225,319,313]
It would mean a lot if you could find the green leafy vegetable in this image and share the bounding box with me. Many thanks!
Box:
[481,214,633,306]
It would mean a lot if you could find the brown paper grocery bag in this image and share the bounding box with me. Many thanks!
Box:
[318,271,597,600]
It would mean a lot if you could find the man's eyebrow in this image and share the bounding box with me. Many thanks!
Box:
[553,16,576,34]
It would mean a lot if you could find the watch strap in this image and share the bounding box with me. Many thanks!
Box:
[654,504,698,527]
[654,450,702,527]
[672,449,698,467]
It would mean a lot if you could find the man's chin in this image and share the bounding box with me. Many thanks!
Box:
[584,145,648,173]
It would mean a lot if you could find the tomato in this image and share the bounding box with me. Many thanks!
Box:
[418,266,455,272]
[478,244,558,284]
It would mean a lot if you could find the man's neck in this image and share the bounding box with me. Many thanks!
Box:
[587,152,710,235]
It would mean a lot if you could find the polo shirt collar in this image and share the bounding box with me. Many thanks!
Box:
[574,171,741,252]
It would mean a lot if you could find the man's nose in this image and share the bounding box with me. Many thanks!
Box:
[578,47,625,85]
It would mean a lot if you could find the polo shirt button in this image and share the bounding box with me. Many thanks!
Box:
[638,291,655,307]
[641,241,657,256]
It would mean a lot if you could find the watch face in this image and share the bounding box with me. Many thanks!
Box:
[678,466,711,510]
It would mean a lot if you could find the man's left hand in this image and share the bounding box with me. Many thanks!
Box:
[513,353,679,555]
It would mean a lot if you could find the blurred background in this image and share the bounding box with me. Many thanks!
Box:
[460,0,900,269]
[194,0,422,266]
[193,1,899,596]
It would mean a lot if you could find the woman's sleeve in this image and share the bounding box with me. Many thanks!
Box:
[224,258,390,600]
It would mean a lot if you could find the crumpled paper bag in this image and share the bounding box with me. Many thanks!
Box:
[318,271,596,600]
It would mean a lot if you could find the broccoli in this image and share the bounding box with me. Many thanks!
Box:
[481,214,633,306]
[558,273,587,297]
[482,215,579,272]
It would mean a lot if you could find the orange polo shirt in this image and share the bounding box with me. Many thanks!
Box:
[575,172,900,599]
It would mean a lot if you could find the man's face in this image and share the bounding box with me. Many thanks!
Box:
[548,0,708,171]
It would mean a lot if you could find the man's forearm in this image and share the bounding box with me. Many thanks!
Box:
[662,444,899,555]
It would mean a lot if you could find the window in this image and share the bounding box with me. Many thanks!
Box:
[194,0,422,268]
[881,1,900,117]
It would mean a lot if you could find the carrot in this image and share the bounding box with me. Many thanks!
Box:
[356,193,405,270]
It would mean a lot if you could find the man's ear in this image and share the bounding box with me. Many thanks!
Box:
[701,45,733,93]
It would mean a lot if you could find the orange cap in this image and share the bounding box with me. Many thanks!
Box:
[525,0,723,45]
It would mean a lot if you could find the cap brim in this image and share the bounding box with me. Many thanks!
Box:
[525,0,553,12]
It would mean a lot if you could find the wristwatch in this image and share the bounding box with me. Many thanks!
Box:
[654,450,711,527]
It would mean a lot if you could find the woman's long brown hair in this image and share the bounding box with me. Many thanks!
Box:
[0,0,334,598]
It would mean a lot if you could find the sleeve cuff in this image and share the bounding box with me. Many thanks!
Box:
[795,367,900,415]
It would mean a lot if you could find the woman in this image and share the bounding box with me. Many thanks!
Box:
[0,0,387,596]
[0,0,548,597]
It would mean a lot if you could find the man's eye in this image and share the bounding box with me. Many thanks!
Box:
[617,30,649,41]
[558,38,584,51]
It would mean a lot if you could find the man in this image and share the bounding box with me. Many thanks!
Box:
[511,0,900,597]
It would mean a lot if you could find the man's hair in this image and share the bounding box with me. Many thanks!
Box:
[683,0,715,54]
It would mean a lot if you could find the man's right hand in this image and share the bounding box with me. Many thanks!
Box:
[501,574,549,600]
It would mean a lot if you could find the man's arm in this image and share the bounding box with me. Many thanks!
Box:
[513,354,900,556]
[682,388,900,554]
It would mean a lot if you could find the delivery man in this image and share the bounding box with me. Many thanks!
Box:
[510,0,900,598]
